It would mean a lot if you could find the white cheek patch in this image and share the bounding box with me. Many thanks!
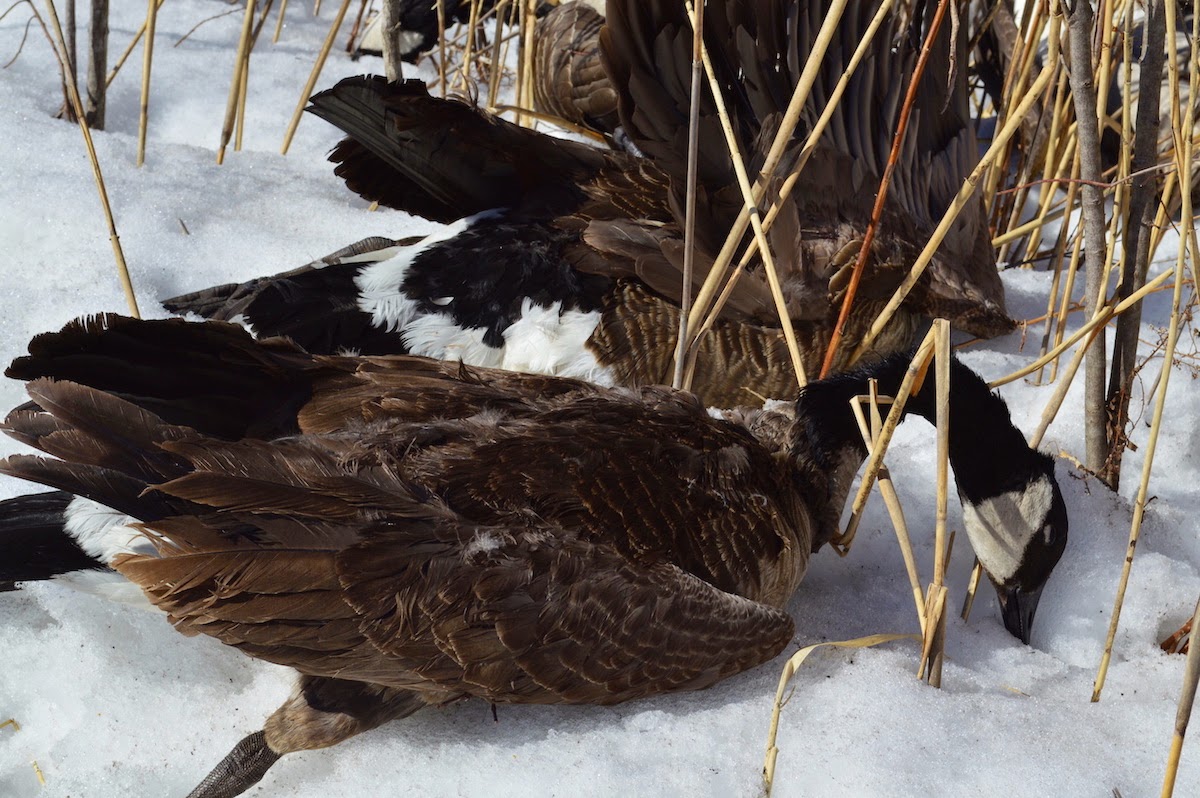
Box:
[63,497,156,563]
[960,475,1055,584]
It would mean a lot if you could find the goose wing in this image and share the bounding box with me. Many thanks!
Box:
[599,0,1011,337]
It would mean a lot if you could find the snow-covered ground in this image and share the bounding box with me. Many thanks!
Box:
[0,2,1198,796]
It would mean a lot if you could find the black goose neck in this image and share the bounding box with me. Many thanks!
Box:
[792,353,1046,504]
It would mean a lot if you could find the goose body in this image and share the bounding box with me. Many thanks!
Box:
[167,0,1012,405]
[0,314,1066,796]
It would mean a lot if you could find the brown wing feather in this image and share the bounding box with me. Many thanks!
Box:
[534,2,619,134]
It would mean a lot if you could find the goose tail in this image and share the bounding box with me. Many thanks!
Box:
[0,490,102,590]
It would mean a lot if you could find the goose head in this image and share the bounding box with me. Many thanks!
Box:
[957,447,1069,644]
[794,353,1069,644]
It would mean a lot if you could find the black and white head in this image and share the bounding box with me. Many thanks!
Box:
[957,449,1069,644]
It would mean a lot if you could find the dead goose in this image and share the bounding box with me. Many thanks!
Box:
[164,0,1011,405]
[0,314,1065,796]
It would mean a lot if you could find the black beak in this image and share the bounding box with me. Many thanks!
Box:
[997,584,1045,644]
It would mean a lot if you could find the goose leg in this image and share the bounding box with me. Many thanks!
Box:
[184,676,429,798]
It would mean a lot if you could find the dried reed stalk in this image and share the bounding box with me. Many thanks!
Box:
[850,11,1063,363]
[280,0,353,155]
[273,0,290,42]
[486,0,511,108]
[1093,0,1197,704]
[1162,596,1200,797]
[135,0,158,165]
[918,320,952,687]
[679,0,807,390]
[818,0,948,377]
[851,389,926,625]
[436,0,447,96]
[218,0,258,164]
[455,0,481,90]
[672,0,705,390]
[683,0,852,341]
[235,46,250,151]
[835,327,937,555]
[104,0,163,88]
[41,0,140,317]
[762,633,919,796]
[990,266,1176,388]
[516,0,534,125]
[681,0,892,385]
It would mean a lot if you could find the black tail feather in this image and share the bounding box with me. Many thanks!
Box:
[7,314,313,441]
[0,490,101,590]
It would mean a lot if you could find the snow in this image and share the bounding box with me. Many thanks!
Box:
[1,2,1198,796]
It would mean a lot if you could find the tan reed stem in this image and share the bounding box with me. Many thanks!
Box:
[42,0,140,317]
[280,0,352,155]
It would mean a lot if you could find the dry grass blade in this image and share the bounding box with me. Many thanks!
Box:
[40,0,140,318]
[280,0,352,155]
[989,266,1177,388]
[105,0,163,88]
[762,633,919,795]
[1162,596,1200,797]
[851,389,926,626]
[919,319,952,687]
[683,0,894,374]
[273,0,290,42]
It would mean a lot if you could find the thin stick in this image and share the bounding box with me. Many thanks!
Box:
[234,42,250,151]
[41,0,140,318]
[456,0,480,90]
[1162,595,1200,797]
[852,391,926,625]
[818,0,949,378]
[273,0,290,42]
[922,319,952,688]
[683,0,853,341]
[682,0,893,376]
[437,0,447,97]
[672,0,704,389]
[516,0,534,124]
[990,261,1177,389]
[104,0,164,89]
[486,0,511,108]
[682,0,807,389]
[280,0,352,155]
[135,0,158,166]
[218,0,257,164]
[850,11,1063,363]
[835,328,938,554]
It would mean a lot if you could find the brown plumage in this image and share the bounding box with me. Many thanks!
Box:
[166,0,1011,411]
[1,313,1068,795]
[533,1,619,134]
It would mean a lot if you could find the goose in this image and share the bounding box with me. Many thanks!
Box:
[164,0,1012,406]
[0,314,1065,796]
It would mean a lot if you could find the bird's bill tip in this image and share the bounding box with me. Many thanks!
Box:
[997,583,1045,645]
